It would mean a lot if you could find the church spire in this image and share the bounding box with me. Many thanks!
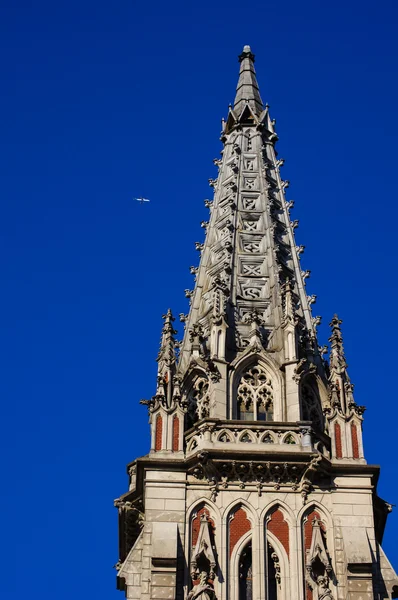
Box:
[233,45,264,116]
[177,44,323,424]
[115,46,397,600]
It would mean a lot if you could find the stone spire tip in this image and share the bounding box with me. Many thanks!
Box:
[239,45,255,62]
[234,45,262,115]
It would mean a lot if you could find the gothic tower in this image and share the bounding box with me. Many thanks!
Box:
[115,46,397,600]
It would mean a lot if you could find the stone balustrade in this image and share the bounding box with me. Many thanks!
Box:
[185,419,330,458]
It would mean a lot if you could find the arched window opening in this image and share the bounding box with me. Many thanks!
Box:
[239,542,252,600]
[301,383,323,431]
[186,377,210,429]
[237,364,274,421]
[267,544,278,600]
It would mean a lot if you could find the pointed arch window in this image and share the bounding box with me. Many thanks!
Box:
[267,544,278,600]
[301,383,323,431]
[239,541,252,600]
[237,365,274,421]
[265,508,289,599]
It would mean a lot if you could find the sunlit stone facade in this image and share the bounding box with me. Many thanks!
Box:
[115,46,397,600]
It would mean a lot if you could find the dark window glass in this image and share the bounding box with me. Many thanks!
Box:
[267,545,277,600]
[239,542,252,600]
[238,401,254,420]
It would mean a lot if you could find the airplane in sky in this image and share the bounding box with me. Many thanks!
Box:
[134,197,150,204]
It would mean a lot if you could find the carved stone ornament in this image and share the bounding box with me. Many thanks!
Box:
[187,572,217,600]
[316,575,333,600]
[205,360,221,383]
[189,454,325,499]
[348,401,366,416]
[293,358,317,383]
[190,514,217,582]
[270,547,281,587]
[190,323,205,344]
[305,517,333,599]
[299,454,323,503]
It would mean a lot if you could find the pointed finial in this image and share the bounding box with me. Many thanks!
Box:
[162,308,175,328]
[328,314,347,372]
[158,309,177,356]
[240,45,253,59]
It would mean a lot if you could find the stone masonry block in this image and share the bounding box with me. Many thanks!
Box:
[332,492,371,505]
[151,574,176,587]
[333,504,353,515]
[152,522,178,560]
[333,476,372,488]
[146,486,186,500]
[146,509,185,523]
[142,581,150,594]
[164,499,186,511]
[353,504,373,516]
[146,498,165,510]
[146,471,186,482]
[339,516,372,528]
[127,588,141,600]
[151,587,175,600]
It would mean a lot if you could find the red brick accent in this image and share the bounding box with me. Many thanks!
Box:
[267,508,290,558]
[334,422,342,458]
[229,507,251,557]
[155,414,162,451]
[303,510,326,600]
[351,422,360,458]
[172,414,179,452]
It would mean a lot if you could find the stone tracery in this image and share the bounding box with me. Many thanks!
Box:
[187,376,210,427]
[237,364,274,421]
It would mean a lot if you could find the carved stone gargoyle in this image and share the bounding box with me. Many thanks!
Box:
[190,514,217,583]
[305,517,333,600]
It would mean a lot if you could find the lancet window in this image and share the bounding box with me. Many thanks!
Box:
[239,542,252,600]
[186,376,210,429]
[265,507,289,599]
[237,364,274,421]
[301,383,323,431]
[267,544,278,600]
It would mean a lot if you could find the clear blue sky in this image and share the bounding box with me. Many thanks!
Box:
[1,1,397,598]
